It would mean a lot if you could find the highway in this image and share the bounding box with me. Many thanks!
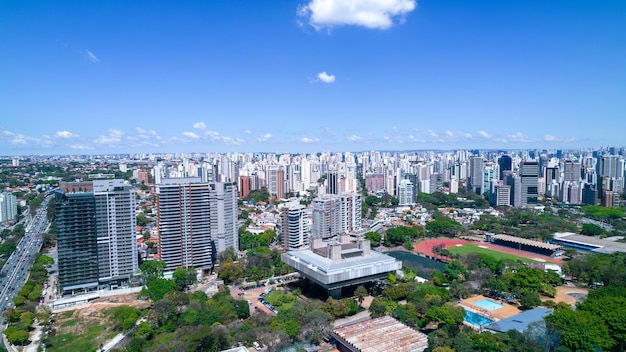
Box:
[0,195,52,321]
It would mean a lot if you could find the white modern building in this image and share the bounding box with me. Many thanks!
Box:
[0,192,17,222]
[157,177,237,273]
[281,203,310,250]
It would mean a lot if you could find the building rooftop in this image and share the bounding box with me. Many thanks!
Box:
[553,232,626,254]
[332,315,428,352]
[493,234,561,251]
[484,307,553,333]
[282,236,401,288]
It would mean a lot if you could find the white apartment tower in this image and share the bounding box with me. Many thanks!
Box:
[311,195,341,239]
[157,177,238,273]
[312,193,362,239]
[281,203,310,250]
[397,179,414,206]
[209,182,238,254]
[93,180,139,282]
[0,192,17,222]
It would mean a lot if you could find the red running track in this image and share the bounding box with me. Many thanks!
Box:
[414,238,562,265]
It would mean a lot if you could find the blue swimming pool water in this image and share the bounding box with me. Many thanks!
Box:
[474,298,504,311]
[464,309,493,327]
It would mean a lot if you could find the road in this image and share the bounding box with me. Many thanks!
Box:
[0,195,52,322]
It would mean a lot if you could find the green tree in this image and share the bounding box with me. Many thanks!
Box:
[581,223,604,236]
[258,229,276,246]
[355,286,368,306]
[364,231,382,246]
[365,195,381,206]
[110,306,140,331]
[173,267,197,291]
[136,215,151,227]
[520,292,542,310]
[578,294,626,350]
[136,321,154,339]
[140,260,166,281]
[6,329,29,346]
[235,300,250,319]
[219,261,244,284]
[144,278,176,301]
[545,307,614,352]
[282,319,301,341]
[424,305,465,327]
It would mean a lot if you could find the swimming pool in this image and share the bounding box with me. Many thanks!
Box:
[473,298,504,311]
[464,309,493,327]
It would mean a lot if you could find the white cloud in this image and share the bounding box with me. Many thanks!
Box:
[193,122,206,130]
[298,0,416,30]
[182,131,199,139]
[94,129,124,145]
[70,144,93,150]
[427,130,438,137]
[507,132,533,143]
[54,131,78,139]
[347,135,363,142]
[317,71,336,83]
[300,137,320,143]
[477,130,491,139]
[544,134,557,142]
[205,130,220,139]
[244,129,252,135]
[445,130,453,137]
[463,133,472,138]
[257,133,272,142]
[85,50,100,63]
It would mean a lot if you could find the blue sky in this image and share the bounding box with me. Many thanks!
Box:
[1,0,625,155]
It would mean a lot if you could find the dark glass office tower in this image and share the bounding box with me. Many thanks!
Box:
[56,191,99,293]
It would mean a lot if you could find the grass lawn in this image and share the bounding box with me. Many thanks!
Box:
[45,323,107,352]
[446,244,542,263]
[264,290,299,311]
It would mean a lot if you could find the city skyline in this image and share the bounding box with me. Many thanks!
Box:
[2,0,625,155]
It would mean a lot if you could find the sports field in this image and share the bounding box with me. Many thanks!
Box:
[446,244,542,263]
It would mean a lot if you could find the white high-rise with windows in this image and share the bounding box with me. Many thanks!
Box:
[93,180,139,282]
[157,178,238,273]
[281,203,310,250]
[397,179,414,206]
[311,192,362,239]
[0,192,17,222]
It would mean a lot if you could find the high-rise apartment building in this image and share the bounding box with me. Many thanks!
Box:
[137,169,150,185]
[397,179,414,206]
[56,179,137,295]
[157,178,213,273]
[0,192,17,223]
[157,178,238,273]
[93,180,138,284]
[281,203,309,250]
[276,168,286,199]
[327,171,339,195]
[239,175,250,198]
[267,166,278,196]
[210,182,238,254]
[494,185,511,207]
[563,160,581,182]
[339,192,362,234]
[520,161,539,206]
[467,156,484,195]
[311,195,341,239]
[311,193,362,239]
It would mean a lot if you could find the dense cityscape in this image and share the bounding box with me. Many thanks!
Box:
[2,0,625,351]
[0,147,625,351]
